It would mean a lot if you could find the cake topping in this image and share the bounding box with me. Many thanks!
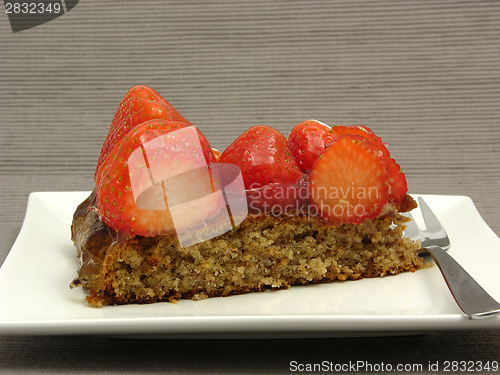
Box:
[92,85,410,236]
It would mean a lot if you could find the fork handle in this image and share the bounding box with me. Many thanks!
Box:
[426,245,500,320]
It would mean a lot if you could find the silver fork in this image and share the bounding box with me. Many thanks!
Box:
[405,197,500,320]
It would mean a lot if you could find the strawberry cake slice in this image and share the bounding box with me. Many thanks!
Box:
[70,86,423,307]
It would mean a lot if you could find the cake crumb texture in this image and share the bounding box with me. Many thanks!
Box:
[71,193,423,307]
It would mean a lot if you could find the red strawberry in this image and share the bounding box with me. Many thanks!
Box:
[309,134,390,224]
[288,120,334,173]
[95,119,221,236]
[95,85,190,181]
[387,157,408,206]
[219,125,306,213]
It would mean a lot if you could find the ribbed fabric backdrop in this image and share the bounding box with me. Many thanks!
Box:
[1,1,499,373]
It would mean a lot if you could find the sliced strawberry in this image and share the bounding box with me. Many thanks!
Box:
[95,85,190,181]
[288,120,334,173]
[387,157,408,206]
[219,125,306,213]
[328,125,407,206]
[309,134,390,224]
[329,125,406,205]
[95,119,221,236]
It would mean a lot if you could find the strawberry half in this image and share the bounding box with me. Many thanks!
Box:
[288,119,334,173]
[309,134,390,224]
[95,85,190,181]
[219,125,306,213]
[95,119,221,237]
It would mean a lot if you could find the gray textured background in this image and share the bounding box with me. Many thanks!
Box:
[1,1,499,373]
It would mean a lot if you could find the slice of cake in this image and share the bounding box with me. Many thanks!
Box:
[70,85,423,307]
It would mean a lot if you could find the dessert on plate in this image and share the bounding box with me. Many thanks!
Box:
[71,85,423,307]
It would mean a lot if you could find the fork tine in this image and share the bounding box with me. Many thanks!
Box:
[417,197,450,250]
[418,197,445,234]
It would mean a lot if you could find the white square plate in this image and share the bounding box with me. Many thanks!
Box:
[1,192,499,339]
